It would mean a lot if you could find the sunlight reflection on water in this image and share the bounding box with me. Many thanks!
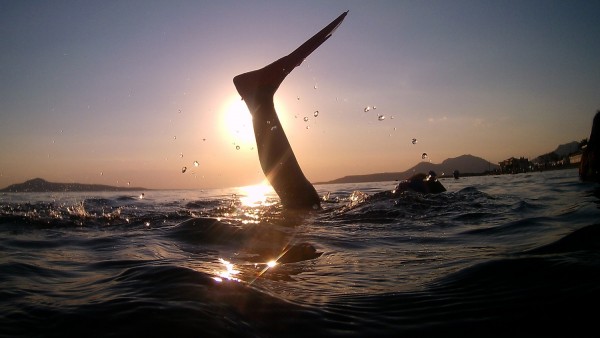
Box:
[237,183,276,208]
[213,258,241,283]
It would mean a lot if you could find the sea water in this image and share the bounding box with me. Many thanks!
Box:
[1,168,599,337]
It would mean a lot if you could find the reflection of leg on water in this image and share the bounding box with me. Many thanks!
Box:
[233,11,348,210]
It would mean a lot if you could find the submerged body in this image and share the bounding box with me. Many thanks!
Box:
[394,172,447,194]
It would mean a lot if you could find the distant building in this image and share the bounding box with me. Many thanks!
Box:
[499,157,530,174]
[569,152,582,164]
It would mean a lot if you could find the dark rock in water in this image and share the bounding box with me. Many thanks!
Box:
[0,178,147,192]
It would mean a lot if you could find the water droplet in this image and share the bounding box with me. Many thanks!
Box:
[313,111,319,117]
[303,117,309,122]
[127,181,131,186]
[100,172,103,176]
[377,114,385,121]
[373,106,377,110]
[202,138,206,141]
[178,109,182,113]
[297,96,300,100]
[182,166,187,173]
[421,153,428,159]
[145,222,150,227]
[314,84,318,89]
[236,145,240,150]
[180,153,184,158]
[173,136,176,140]
[412,138,417,144]
[194,160,199,167]
[364,106,371,112]
[306,126,310,130]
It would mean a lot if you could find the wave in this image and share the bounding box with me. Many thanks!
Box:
[2,170,600,337]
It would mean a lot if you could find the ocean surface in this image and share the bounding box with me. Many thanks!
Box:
[1,168,600,337]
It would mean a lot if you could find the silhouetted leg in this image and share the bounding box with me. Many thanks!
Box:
[233,11,348,209]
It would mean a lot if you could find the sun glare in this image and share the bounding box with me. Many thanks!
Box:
[221,95,255,147]
[220,95,291,149]
[238,182,275,207]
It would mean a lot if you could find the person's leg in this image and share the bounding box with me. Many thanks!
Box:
[233,11,348,209]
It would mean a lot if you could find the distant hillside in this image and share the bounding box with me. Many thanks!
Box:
[317,154,498,184]
[552,141,580,157]
[0,178,147,192]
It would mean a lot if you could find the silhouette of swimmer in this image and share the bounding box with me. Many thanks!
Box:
[393,171,446,194]
[580,111,600,182]
[234,11,348,210]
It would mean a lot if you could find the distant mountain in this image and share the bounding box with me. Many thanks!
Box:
[0,178,147,192]
[552,141,580,157]
[317,154,498,184]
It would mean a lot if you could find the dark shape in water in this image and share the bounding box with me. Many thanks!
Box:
[453,169,460,179]
[580,110,600,182]
[394,171,446,194]
[233,11,348,210]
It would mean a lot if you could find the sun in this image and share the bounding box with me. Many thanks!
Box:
[221,95,256,147]
[220,94,291,149]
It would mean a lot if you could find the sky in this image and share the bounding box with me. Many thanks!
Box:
[1,0,599,190]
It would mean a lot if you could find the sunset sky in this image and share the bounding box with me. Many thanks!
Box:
[1,0,599,189]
